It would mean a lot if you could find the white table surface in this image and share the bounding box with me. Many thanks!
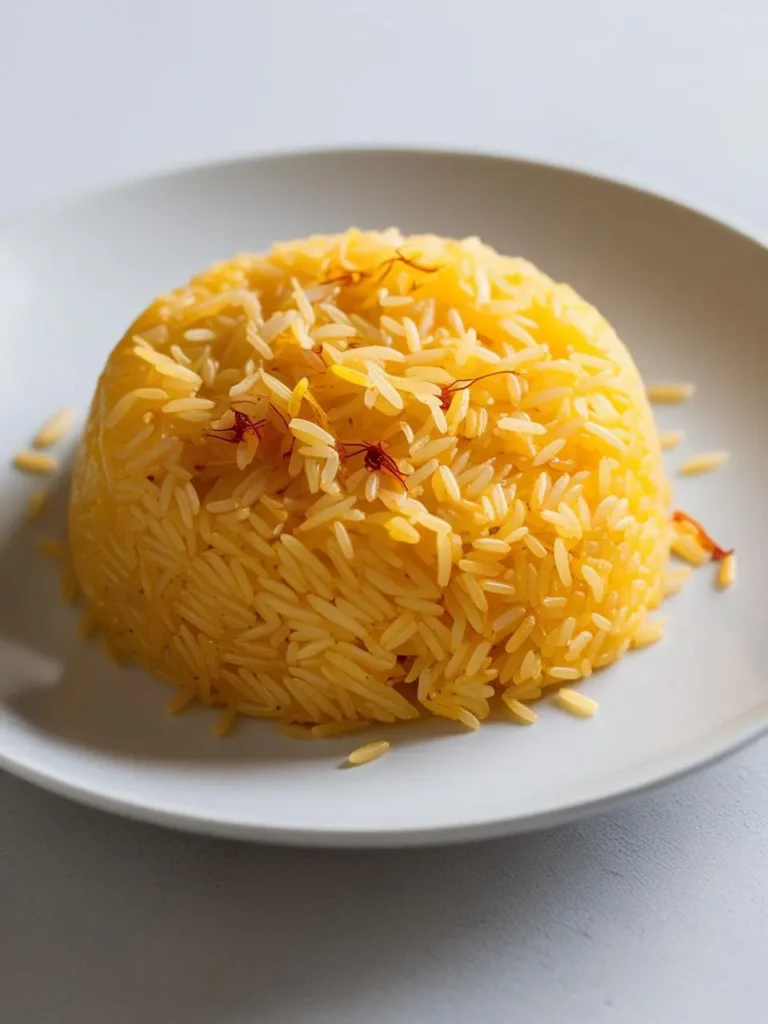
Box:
[1,2,767,1021]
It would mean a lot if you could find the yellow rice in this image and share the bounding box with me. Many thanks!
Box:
[717,552,736,590]
[69,229,673,729]
[663,566,692,596]
[14,451,57,475]
[502,696,538,724]
[659,430,684,451]
[347,740,391,766]
[647,383,695,403]
[555,689,599,718]
[678,450,730,476]
[33,407,75,449]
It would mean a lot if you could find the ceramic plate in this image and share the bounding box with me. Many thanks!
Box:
[0,148,765,846]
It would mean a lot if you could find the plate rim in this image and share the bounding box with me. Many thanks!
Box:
[6,141,768,257]
[2,709,766,848]
[1,144,766,847]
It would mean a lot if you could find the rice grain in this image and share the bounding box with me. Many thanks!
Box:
[14,451,57,475]
[717,552,736,590]
[647,383,695,403]
[33,408,75,448]
[555,689,598,718]
[347,740,391,765]
[678,451,730,476]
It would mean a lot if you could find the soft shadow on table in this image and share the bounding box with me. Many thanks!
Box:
[1,743,766,1024]
[0,453,455,765]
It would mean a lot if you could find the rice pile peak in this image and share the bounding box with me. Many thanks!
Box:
[69,229,671,729]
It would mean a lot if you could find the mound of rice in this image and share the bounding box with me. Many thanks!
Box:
[69,229,671,731]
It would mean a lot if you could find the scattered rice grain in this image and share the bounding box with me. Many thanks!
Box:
[347,740,391,766]
[555,689,599,718]
[678,451,730,476]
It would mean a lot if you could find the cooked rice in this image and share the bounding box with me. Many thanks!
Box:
[678,451,730,476]
[670,535,709,565]
[213,706,237,737]
[555,689,599,717]
[33,407,75,448]
[347,739,390,765]
[663,566,692,596]
[717,552,736,590]
[659,430,684,451]
[69,229,674,732]
[502,696,537,724]
[14,451,57,475]
[647,383,695,403]
[630,618,666,648]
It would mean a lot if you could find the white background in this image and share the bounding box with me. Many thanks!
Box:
[1,2,767,1021]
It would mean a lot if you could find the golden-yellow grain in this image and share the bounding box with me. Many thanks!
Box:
[213,706,237,737]
[67,230,673,734]
[647,383,695,403]
[458,708,481,730]
[14,451,57,475]
[502,696,537,724]
[717,552,736,590]
[505,616,536,654]
[664,567,692,596]
[630,618,667,649]
[678,451,730,476]
[581,565,605,602]
[547,666,582,681]
[659,429,684,451]
[670,533,709,566]
[555,689,599,718]
[386,516,421,544]
[347,740,391,765]
[33,408,75,448]
[331,365,372,388]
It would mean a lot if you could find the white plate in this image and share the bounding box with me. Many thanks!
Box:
[0,148,765,847]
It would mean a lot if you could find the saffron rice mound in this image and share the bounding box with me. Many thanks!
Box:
[69,229,672,730]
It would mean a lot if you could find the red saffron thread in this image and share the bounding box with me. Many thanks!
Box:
[321,249,439,288]
[207,409,266,445]
[337,440,408,489]
[321,268,370,287]
[438,370,516,410]
[372,248,439,282]
[672,510,733,561]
